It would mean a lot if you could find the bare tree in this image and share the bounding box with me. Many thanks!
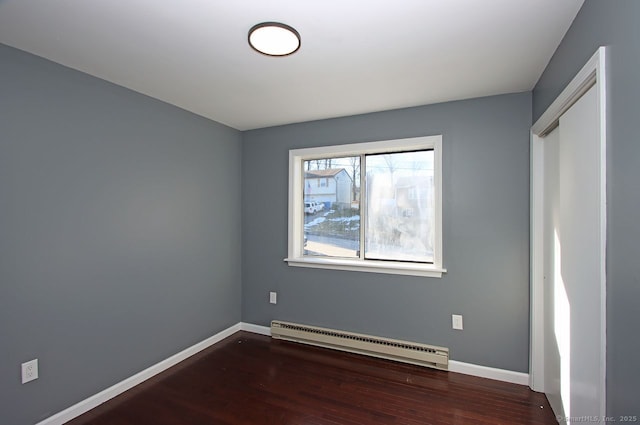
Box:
[383,154,396,176]
[348,156,360,202]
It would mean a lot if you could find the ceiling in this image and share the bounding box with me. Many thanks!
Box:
[0,0,584,131]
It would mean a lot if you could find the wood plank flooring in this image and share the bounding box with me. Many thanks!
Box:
[67,331,558,425]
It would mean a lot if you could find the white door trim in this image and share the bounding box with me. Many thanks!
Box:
[529,46,607,420]
[532,47,605,136]
[529,127,545,393]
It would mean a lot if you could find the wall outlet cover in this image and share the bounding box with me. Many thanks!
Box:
[21,359,38,384]
[452,314,463,330]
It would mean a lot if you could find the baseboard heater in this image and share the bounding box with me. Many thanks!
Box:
[270,320,449,371]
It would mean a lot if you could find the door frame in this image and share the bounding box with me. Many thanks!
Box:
[529,46,607,416]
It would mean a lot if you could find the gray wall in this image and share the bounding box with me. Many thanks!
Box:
[242,93,532,373]
[0,44,242,424]
[532,0,640,417]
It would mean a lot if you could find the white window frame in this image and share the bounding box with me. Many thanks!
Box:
[285,135,446,277]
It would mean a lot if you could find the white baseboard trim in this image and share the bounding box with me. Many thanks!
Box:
[239,323,529,386]
[37,323,242,425]
[240,322,271,336]
[448,360,529,386]
[39,322,528,425]
[238,323,529,386]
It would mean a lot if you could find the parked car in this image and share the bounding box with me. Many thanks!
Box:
[314,201,324,212]
[304,202,316,214]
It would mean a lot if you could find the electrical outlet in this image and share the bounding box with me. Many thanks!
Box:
[269,291,277,304]
[21,359,38,384]
[452,314,463,330]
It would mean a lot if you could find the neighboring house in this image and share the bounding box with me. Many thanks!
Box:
[365,175,433,217]
[394,176,434,219]
[304,168,352,208]
[366,174,435,257]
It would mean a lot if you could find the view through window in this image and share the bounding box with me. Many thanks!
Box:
[303,150,434,263]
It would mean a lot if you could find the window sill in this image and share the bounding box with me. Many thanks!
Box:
[284,257,446,278]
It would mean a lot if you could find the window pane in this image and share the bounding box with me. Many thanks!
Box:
[365,150,434,263]
[303,157,360,258]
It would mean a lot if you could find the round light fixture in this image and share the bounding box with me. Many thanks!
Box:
[248,22,300,57]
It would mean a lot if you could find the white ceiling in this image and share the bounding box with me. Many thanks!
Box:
[0,0,584,130]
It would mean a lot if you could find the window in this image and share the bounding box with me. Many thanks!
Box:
[286,135,445,277]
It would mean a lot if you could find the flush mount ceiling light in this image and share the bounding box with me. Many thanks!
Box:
[248,22,301,57]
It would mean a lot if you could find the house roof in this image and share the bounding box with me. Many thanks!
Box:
[305,169,347,178]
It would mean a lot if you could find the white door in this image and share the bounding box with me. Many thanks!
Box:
[542,84,605,422]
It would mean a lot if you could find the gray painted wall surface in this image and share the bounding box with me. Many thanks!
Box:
[533,0,640,416]
[242,93,532,373]
[0,44,242,424]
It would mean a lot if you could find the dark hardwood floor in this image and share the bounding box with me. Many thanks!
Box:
[67,331,558,425]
